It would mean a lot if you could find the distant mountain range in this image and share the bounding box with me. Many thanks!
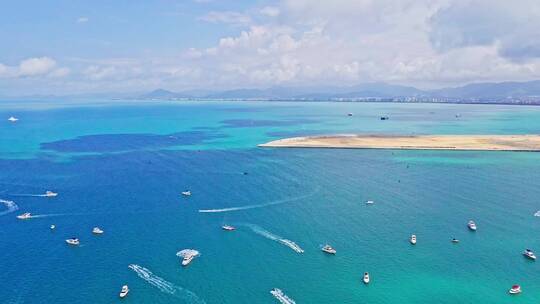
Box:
[138,80,540,103]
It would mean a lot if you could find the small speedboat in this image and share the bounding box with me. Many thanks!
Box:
[363,272,370,284]
[523,249,536,260]
[347,113,353,117]
[467,220,477,231]
[178,249,200,266]
[8,116,18,122]
[410,234,417,245]
[365,200,374,205]
[119,285,129,298]
[50,224,56,230]
[509,285,521,294]
[321,244,336,254]
[44,191,58,197]
[181,191,191,196]
[65,238,80,245]
[92,227,104,234]
[17,212,32,220]
[451,238,459,243]
[222,225,236,231]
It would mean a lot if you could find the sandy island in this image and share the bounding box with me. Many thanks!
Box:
[259,134,540,151]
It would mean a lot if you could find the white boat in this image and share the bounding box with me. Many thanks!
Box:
[451,238,459,243]
[467,220,477,231]
[8,116,18,122]
[44,191,58,197]
[17,212,32,220]
[321,244,336,254]
[410,234,417,245]
[50,224,56,230]
[363,272,370,284]
[270,288,296,304]
[523,249,536,260]
[92,227,104,234]
[177,249,200,266]
[65,238,80,245]
[365,200,374,205]
[119,285,129,298]
[181,190,192,196]
[509,285,521,294]
[222,225,236,231]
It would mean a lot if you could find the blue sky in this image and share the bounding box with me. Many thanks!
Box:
[1,0,540,95]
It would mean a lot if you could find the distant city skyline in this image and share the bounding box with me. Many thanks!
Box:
[1,0,540,95]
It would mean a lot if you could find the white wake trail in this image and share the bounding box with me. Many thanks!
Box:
[199,191,316,213]
[128,264,206,304]
[270,288,297,304]
[0,199,19,216]
[244,224,304,254]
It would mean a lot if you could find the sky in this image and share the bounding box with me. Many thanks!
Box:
[1,0,540,95]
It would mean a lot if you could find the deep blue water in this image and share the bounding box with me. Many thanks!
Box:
[2,100,540,303]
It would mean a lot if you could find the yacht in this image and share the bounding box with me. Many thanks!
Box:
[44,191,58,197]
[181,190,192,196]
[365,200,374,205]
[178,249,200,266]
[523,249,536,260]
[119,285,129,298]
[222,225,236,231]
[92,227,104,234]
[363,272,370,284]
[410,234,417,245]
[509,285,521,294]
[50,224,56,230]
[451,238,459,243]
[321,244,336,254]
[17,212,32,220]
[467,220,477,231]
[8,116,18,122]
[65,238,80,245]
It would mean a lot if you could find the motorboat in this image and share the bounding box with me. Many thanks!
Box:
[17,212,32,220]
[509,285,521,294]
[467,220,477,231]
[451,238,459,243]
[66,238,80,245]
[181,190,192,196]
[119,285,129,298]
[177,249,200,266]
[363,272,370,284]
[222,225,236,231]
[347,113,353,116]
[92,227,104,234]
[44,191,58,197]
[523,249,536,260]
[321,244,336,254]
[410,234,417,245]
[365,200,374,205]
[8,116,18,122]
[380,116,389,120]
[50,224,56,230]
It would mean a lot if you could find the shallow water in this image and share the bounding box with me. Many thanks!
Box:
[1,100,540,303]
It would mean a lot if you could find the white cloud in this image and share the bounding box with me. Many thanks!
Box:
[260,6,280,17]
[49,67,71,78]
[18,57,57,77]
[77,17,89,23]
[199,11,251,25]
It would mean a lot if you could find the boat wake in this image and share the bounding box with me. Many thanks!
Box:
[9,193,50,197]
[198,191,317,213]
[26,213,71,219]
[128,264,205,304]
[176,249,200,258]
[0,199,19,216]
[244,224,304,253]
[270,288,296,304]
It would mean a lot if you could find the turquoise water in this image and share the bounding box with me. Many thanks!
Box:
[1,100,540,303]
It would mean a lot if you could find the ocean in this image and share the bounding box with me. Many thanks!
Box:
[1,100,540,303]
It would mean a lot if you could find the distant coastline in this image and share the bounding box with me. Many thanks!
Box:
[259,134,540,151]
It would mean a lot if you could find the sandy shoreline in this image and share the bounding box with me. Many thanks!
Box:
[259,134,540,151]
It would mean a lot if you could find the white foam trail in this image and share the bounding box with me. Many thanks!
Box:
[9,194,49,197]
[26,213,70,219]
[535,210,540,217]
[244,224,304,254]
[270,288,296,304]
[128,264,205,304]
[199,191,316,213]
[0,199,19,216]
[176,249,200,258]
